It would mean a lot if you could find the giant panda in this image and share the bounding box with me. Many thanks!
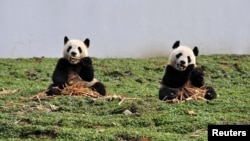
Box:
[159,40,217,101]
[47,36,106,96]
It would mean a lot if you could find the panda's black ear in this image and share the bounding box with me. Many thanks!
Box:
[84,38,90,48]
[193,46,199,56]
[64,36,69,45]
[172,40,180,49]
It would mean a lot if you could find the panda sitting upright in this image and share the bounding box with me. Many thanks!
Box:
[159,40,216,101]
[47,36,106,96]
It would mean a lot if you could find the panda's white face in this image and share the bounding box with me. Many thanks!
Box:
[63,36,89,64]
[168,46,197,71]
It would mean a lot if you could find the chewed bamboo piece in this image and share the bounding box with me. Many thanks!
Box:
[0,88,19,95]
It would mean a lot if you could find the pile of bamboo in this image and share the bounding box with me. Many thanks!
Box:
[165,81,207,103]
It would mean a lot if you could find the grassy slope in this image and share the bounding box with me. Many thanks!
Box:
[0,55,249,141]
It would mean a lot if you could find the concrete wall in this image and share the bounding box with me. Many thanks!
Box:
[1,0,250,58]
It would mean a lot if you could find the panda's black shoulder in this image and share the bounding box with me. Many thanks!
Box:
[161,65,194,88]
[52,58,73,77]
[55,58,72,69]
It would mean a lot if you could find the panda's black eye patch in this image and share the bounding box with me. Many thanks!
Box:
[188,56,191,63]
[176,53,182,58]
[67,46,72,52]
[78,47,82,53]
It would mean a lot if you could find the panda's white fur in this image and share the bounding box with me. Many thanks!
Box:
[47,36,106,96]
[159,40,217,100]
[168,45,197,71]
[63,39,89,64]
[63,37,100,88]
[168,40,198,72]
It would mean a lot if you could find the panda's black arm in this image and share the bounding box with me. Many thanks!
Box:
[162,65,194,88]
[79,57,94,81]
[161,65,171,86]
[161,65,185,88]
[189,67,205,87]
[52,58,70,87]
[185,64,195,75]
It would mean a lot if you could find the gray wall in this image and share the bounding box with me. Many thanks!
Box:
[1,0,250,58]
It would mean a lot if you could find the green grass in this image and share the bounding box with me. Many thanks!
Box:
[0,55,249,141]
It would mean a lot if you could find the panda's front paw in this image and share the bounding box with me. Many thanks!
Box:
[205,86,217,100]
[192,68,204,77]
[190,68,205,87]
[81,57,92,67]
[186,64,195,72]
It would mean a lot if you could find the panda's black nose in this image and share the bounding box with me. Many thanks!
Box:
[180,60,186,64]
[71,52,77,56]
